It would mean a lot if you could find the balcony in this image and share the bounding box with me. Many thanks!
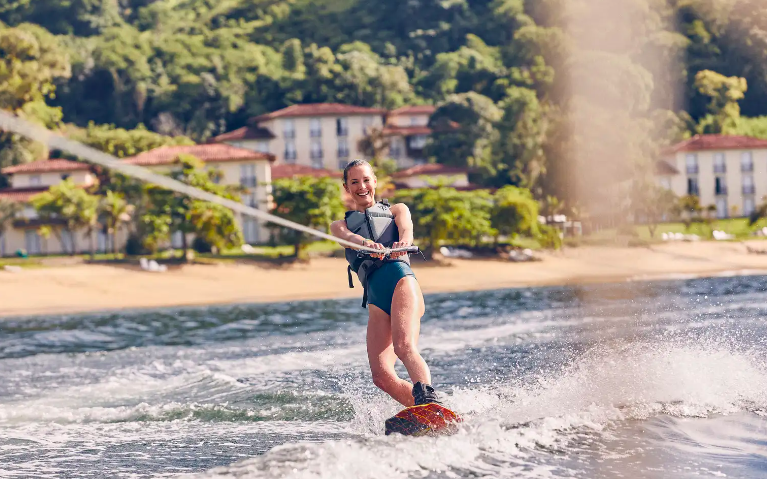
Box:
[688,186,700,196]
[284,150,297,162]
[337,126,349,137]
[715,186,728,196]
[337,148,349,159]
[240,177,257,188]
[283,130,296,139]
[686,165,699,174]
[714,164,726,173]
[310,150,324,160]
[743,185,756,195]
[742,163,754,172]
[310,129,322,138]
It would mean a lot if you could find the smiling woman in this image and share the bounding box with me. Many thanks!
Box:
[330,159,459,435]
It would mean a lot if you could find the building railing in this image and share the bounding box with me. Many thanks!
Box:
[742,163,754,172]
[337,148,349,159]
[714,164,726,173]
[240,177,257,188]
[743,185,756,195]
[283,130,295,139]
[715,186,728,195]
[310,129,322,138]
[285,150,297,162]
[688,187,700,196]
[310,150,324,160]
[686,165,699,174]
[337,126,349,137]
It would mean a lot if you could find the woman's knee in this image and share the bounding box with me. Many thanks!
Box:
[393,338,418,359]
[371,370,397,390]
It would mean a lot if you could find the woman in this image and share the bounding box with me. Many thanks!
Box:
[330,159,440,407]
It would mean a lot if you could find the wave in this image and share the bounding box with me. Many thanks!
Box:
[191,341,767,478]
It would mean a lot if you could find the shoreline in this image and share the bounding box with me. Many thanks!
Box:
[3,241,767,319]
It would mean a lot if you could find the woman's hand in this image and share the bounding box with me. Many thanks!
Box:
[390,240,412,259]
[362,239,386,260]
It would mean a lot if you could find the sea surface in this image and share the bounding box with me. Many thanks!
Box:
[1,275,766,478]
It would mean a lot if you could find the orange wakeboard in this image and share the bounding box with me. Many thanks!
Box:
[384,403,462,437]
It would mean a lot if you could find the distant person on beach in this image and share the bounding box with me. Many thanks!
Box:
[330,159,440,407]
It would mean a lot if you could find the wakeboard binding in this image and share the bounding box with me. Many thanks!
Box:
[384,382,462,436]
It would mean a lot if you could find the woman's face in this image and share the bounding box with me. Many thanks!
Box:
[345,165,377,209]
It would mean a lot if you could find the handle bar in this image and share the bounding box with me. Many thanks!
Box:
[358,245,421,257]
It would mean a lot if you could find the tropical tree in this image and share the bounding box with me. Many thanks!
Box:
[99,191,135,257]
[630,182,679,238]
[141,155,243,259]
[490,185,541,243]
[29,179,99,255]
[270,176,346,258]
[0,199,21,255]
[394,187,495,257]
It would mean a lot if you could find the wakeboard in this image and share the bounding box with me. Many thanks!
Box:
[384,403,462,437]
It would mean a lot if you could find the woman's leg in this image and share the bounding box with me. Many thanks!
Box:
[367,304,415,406]
[389,276,431,386]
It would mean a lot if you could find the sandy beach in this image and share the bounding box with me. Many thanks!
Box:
[3,240,767,318]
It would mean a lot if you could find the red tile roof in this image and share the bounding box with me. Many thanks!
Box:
[271,164,342,180]
[391,163,469,178]
[382,126,432,137]
[665,134,767,153]
[0,186,50,203]
[124,144,274,166]
[1,159,90,175]
[656,160,679,175]
[389,105,437,116]
[208,126,275,143]
[251,103,387,122]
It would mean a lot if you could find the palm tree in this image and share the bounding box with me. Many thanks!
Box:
[0,199,21,256]
[99,191,134,258]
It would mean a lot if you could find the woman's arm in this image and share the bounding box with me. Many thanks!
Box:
[330,220,385,258]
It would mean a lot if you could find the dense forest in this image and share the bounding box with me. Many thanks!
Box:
[2,0,767,214]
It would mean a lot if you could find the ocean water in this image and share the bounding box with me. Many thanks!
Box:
[1,276,766,478]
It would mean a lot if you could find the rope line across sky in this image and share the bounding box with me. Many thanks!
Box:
[0,109,381,254]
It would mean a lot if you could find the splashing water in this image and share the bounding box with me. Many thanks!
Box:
[1,276,766,478]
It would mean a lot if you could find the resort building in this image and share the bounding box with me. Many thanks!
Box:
[382,105,436,168]
[0,144,275,256]
[210,103,438,170]
[657,134,767,218]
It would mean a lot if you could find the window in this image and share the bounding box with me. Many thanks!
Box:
[283,119,295,139]
[284,140,297,162]
[744,197,756,216]
[61,230,74,254]
[687,177,699,196]
[390,138,403,159]
[171,231,184,249]
[410,116,419,126]
[715,176,727,195]
[25,230,41,255]
[713,152,726,173]
[743,175,755,195]
[241,192,256,207]
[337,138,349,160]
[243,217,259,244]
[310,138,323,163]
[686,153,698,174]
[256,140,269,153]
[97,230,112,253]
[716,197,728,219]
[29,175,42,186]
[337,118,349,137]
[409,135,427,149]
[240,163,257,188]
[339,158,350,169]
[362,117,374,135]
[742,151,754,172]
[310,118,322,138]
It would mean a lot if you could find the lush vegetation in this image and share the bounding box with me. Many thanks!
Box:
[4,0,767,255]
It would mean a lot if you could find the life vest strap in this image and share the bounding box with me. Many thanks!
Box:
[347,265,355,289]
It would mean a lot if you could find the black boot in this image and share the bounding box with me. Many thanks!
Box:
[412,381,441,406]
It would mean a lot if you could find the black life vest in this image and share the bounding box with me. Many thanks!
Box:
[344,199,410,308]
